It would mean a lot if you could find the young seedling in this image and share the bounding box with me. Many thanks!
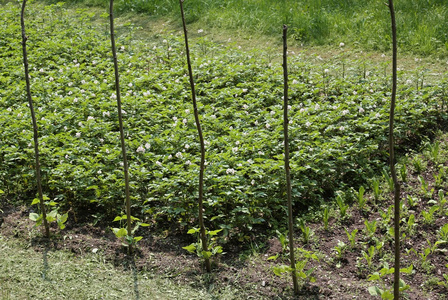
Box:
[336,194,349,220]
[345,228,358,249]
[323,206,329,231]
[438,264,448,289]
[418,175,434,199]
[273,248,319,286]
[183,228,224,263]
[433,166,446,188]
[362,245,376,269]
[298,219,312,244]
[381,169,394,192]
[364,220,377,239]
[399,164,407,182]
[406,195,419,208]
[439,223,448,243]
[29,197,68,231]
[112,215,150,247]
[412,156,424,174]
[333,240,346,260]
[421,206,439,225]
[368,263,412,299]
[357,186,367,211]
[371,178,381,203]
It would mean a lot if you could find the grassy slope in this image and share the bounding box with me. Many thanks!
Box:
[0,234,225,299]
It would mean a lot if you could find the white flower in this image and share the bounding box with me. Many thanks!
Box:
[176,152,183,159]
[100,138,104,143]
[87,116,94,121]
[168,154,172,159]
[145,143,151,149]
[270,111,275,115]
[339,126,345,131]
[381,54,386,58]
[292,79,299,85]
[49,77,54,82]
[235,141,240,145]
[315,104,320,110]
[75,63,80,68]
[229,126,233,130]
[39,68,44,73]
[163,39,167,43]
[97,170,102,174]
[375,113,381,118]
[242,89,248,93]
[68,82,73,87]
[251,179,255,185]
[243,104,249,110]
[305,122,311,127]
[106,149,110,154]
[73,59,77,63]
[121,109,127,115]
[198,29,204,33]
[288,105,292,110]
[406,79,412,84]
[254,120,258,126]
[185,144,190,149]
[324,69,329,73]
[342,110,349,115]
[232,147,238,153]
[265,123,270,129]
[68,91,73,96]
[359,107,365,113]
[120,46,125,51]
[183,118,187,125]
[353,91,357,95]
[156,161,162,167]
[92,60,97,65]
[136,146,145,153]
[185,109,190,114]
[300,108,306,113]
[81,80,86,84]
[78,122,83,127]
[173,116,178,121]
[76,132,81,138]
[185,160,191,165]
[65,154,69,159]
[103,111,110,117]
[339,42,345,47]
[211,115,216,119]
[226,168,235,175]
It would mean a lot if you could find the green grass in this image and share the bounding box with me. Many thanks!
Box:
[42,0,448,56]
[0,234,231,299]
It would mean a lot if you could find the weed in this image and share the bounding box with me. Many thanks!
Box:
[112,215,149,247]
[368,263,413,299]
[29,197,68,231]
[183,228,224,262]
[336,194,349,220]
[345,228,358,249]
[298,219,312,244]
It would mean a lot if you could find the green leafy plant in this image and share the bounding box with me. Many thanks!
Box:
[399,164,407,182]
[412,156,424,174]
[333,240,346,260]
[345,228,358,249]
[364,220,377,239]
[438,223,448,243]
[29,197,68,230]
[406,195,419,208]
[418,175,434,199]
[298,219,312,244]
[433,166,446,188]
[371,178,381,203]
[336,194,349,220]
[322,206,329,231]
[356,186,367,211]
[438,264,448,289]
[381,169,394,192]
[273,248,319,285]
[362,245,376,269]
[368,263,412,299]
[183,228,224,261]
[112,215,149,247]
[421,206,439,225]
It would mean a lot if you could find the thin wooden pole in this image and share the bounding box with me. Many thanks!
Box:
[109,0,132,253]
[179,0,211,272]
[282,25,300,295]
[21,0,50,238]
[386,0,401,298]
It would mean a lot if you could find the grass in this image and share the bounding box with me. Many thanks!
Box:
[41,0,448,57]
[0,234,232,299]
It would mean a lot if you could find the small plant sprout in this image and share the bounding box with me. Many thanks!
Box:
[371,178,381,203]
[418,175,434,199]
[112,215,149,247]
[412,156,424,174]
[438,264,448,289]
[298,219,312,244]
[336,193,349,220]
[323,206,329,230]
[368,263,412,299]
[29,197,68,230]
[421,206,439,225]
[405,214,417,236]
[426,140,440,163]
[438,190,447,209]
[362,245,376,269]
[438,223,448,242]
[399,164,407,182]
[406,195,419,208]
[333,240,346,260]
[183,228,224,262]
[381,169,394,192]
[273,248,319,286]
[357,186,367,211]
[364,220,377,239]
[345,228,358,249]
[433,166,446,188]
